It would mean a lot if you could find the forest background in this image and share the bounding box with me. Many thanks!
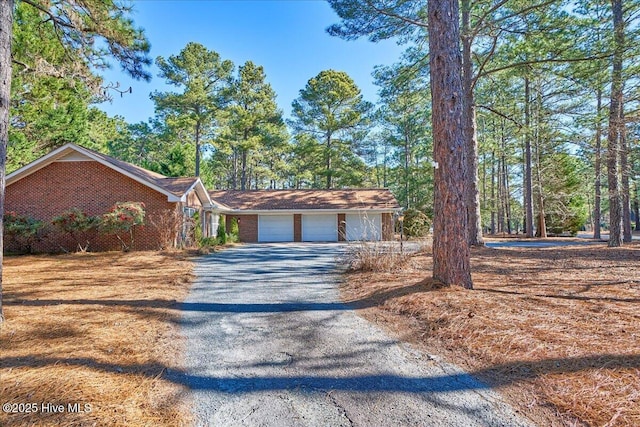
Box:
[8,0,640,240]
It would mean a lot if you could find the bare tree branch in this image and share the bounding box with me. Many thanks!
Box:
[479,53,614,79]
[478,104,523,127]
[364,0,428,29]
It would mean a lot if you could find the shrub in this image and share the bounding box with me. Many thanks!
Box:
[52,208,99,252]
[100,202,146,251]
[192,211,203,243]
[344,241,413,272]
[148,209,183,250]
[4,211,44,254]
[228,217,239,243]
[402,208,431,238]
[216,216,227,245]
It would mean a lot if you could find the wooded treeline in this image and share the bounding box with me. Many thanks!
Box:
[7,0,640,242]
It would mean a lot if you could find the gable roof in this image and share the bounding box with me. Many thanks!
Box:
[209,189,401,212]
[7,143,215,207]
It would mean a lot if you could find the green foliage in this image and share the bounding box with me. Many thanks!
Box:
[8,0,151,175]
[52,208,99,233]
[216,217,227,245]
[100,202,146,251]
[402,208,431,238]
[543,153,589,236]
[215,60,289,189]
[152,42,233,176]
[52,208,99,251]
[3,212,44,254]
[13,0,151,88]
[228,217,240,243]
[198,236,219,249]
[289,69,372,189]
[192,210,203,244]
[374,56,433,210]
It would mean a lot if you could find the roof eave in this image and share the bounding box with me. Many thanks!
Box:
[222,208,401,214]
[7,143,186,203]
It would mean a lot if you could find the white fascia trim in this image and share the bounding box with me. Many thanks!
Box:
[224,208,400,215]
[7,143,76,185]
[7,143,180,203]
[178,178,213,206]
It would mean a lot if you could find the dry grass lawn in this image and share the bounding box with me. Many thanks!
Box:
[343,240,640,427]
[0,251,194,427]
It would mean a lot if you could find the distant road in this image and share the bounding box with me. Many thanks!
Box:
[485,231,639,248]
[485,239,600,248]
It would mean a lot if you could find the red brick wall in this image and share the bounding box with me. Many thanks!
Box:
[227,214,258,243]
[5,160,176,252]
[382,213,394,241]
[293,214,302,242]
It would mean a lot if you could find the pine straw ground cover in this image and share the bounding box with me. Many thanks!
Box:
[342,240,640,427]
[0,251,194,427]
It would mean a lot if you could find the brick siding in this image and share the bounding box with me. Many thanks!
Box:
[5,160,177,252]
[227,214,258,243]
[293,214,302,242]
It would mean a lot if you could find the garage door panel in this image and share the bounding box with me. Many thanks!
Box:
[346,213,382,241]
[258,215,294,242]
[302,214,338,242]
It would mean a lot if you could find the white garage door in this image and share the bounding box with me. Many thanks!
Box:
[302,214,338,242]
[346,213,382,241]
[258,215,294,242]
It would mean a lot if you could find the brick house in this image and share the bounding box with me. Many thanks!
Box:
[5,143,221,252]
[5,144,401,252]
[210,189,401,243]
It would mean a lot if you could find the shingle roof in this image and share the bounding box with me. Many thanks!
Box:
[84,148,199,197]
[209,189,401,211]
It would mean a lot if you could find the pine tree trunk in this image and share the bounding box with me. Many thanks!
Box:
[233,149,239,189]
[325,133,333,189]
[497,155,504,233]
[633,194,640,231]
[461,0,483,246]
[404,134,410,208]
[534,148,547,238]
[428,0,472,289]
[607,0,624,247]
[523,77,534,238]
[504,157,512,234]
[194,121,201,177]
[594,88,602,240]
[241,149,248,191]
[491,149,496,234]
[0,0,14,323]
[621,109,631,243]
[534,81,547,238]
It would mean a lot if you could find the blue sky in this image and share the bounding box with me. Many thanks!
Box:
[97,0,405,124]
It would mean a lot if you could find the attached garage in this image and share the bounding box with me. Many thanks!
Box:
[258,215,294,242]
[211,189,400,243]
[302,214,338,242]
[346,213,382,241]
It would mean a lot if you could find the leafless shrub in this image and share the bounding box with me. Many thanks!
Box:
[344,240,413,272]
[148,209,184,250]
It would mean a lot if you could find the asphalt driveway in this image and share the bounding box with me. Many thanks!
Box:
[171,243,534,426]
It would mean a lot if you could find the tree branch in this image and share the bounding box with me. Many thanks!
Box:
[470,0,511,38]
[479,53,614,79]
[478,104,523,127]
[472,31,501,89]
[364,0,428,29]
[21,0,75,29]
